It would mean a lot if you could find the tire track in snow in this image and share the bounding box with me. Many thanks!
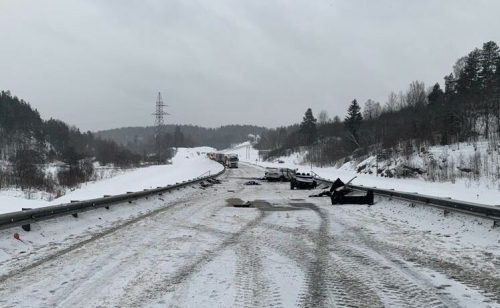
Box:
[257,202,375,307]
[0,189,207,284]
[319,206,461,307]
[331,208,500,305]
[326,242,453,308]
[120,210,268,307]
[233,216,284,308]
[293,203,374,308]
[386,243,500,304]
[0,185,237,307]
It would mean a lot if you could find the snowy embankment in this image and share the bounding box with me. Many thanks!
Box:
[223,142,500,206]
[0,147,222,266]
[0,147,223,215]
[223,142,500,255]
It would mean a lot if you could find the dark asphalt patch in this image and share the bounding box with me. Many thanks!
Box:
[225,198,245,207]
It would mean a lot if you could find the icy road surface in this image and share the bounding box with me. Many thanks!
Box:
[1,163,500,307]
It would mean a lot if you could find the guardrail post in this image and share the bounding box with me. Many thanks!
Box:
[70,201,79,218]
[21,224,31,231]
[21,208,32,231]
[103,195,111,209]
[127,192,134,203]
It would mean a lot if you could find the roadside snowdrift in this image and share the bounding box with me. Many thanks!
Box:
[0,147,222,215]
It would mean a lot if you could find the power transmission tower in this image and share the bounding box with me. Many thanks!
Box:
[152,92,169,164]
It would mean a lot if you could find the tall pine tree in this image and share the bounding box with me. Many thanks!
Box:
[344,99,363,148]
[480,41,500,135]
[299,108,317,145]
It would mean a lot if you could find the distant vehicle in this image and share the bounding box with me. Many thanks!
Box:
[215,153,226,164]
[279,168,296,181]
[225,154,239,168]
[290,171,317,189]
[264,167,279,181]
[265,167,295,182]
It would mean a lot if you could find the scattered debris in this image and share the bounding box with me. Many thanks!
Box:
[244,181,261,185]
[200,181,211,188]
[309,178,349,197]
[207,178,222,184]
[307,177,374,205]
[13,232,25,243]
[199,178,222,189]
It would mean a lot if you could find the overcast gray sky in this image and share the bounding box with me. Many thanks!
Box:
[1,0,499,132]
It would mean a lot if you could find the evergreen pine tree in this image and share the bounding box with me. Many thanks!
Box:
[299,108,317,145]
[457,48,482,94]
[344,99,363,147]
[479,41,500,89]
[173,126,185,147]
[427,83,445,107]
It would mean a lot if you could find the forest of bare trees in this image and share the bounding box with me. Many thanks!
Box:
[0,91,141,194]
[256,41,500,181]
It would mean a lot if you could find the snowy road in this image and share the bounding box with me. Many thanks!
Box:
[1,163,500,307]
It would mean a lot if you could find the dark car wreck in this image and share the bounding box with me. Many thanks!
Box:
[330,178,374,205]
[331,189,374,205]
[290,171,317,190]
[309,177,374,205]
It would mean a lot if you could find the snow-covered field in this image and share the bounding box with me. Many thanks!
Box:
[0,145,499,307]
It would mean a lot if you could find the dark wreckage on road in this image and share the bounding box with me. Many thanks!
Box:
[310,177,374,205]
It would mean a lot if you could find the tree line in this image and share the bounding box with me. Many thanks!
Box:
[256,41,500,179]
[97,124,267,152]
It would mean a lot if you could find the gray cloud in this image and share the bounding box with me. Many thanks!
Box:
[1,0,499,131]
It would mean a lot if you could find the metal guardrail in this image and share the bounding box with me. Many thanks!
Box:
[314,175,500,226]
[0,166,225,231]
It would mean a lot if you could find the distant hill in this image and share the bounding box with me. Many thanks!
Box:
[96,124,268,150]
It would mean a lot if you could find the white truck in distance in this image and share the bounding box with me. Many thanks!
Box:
[225,154,239,168]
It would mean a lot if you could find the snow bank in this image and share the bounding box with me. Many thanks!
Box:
[0,147,223,215]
